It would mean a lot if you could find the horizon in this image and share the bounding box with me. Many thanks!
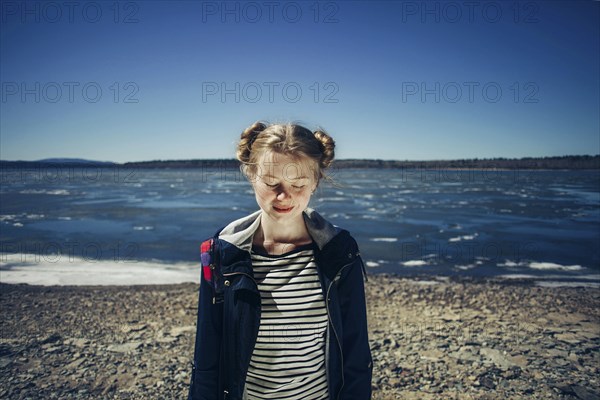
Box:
[1,1,599,162]
[2,154,599,165]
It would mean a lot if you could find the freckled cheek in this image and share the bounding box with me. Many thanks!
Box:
[254,187,272,201]
[296,191,312,204]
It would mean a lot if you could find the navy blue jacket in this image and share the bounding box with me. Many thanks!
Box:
[188,208,373,399]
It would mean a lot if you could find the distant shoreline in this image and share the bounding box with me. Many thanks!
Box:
[1,155,599,170]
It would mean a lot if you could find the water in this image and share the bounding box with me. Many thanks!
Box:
[1,167,599,284]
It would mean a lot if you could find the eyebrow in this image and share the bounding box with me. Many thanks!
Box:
[263,174,309,180]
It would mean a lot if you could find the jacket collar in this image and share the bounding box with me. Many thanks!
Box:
[218,207,341,253]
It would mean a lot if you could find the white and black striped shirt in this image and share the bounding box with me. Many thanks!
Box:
[243,243,329,400]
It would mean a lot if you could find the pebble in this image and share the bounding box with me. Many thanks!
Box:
[1,276,599,399]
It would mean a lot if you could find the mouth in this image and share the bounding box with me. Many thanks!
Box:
[273,205,294,213]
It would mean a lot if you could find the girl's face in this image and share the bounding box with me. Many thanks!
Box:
[250,151,318,221]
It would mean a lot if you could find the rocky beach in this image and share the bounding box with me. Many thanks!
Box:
[1,274,599,399]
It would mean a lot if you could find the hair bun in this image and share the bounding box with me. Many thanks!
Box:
[313,129,335,169]
[237,121,267,164]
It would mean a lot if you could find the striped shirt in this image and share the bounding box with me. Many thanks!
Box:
[243,243,329,400]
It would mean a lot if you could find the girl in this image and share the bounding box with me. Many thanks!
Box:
[188,121,372,400]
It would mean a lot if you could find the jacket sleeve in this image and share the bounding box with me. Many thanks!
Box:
[188,268,223,400]
[338,254,373,399]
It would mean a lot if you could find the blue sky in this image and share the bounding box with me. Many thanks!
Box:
[1,0,598,162]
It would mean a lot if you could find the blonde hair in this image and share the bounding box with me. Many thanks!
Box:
[236,121,335,187]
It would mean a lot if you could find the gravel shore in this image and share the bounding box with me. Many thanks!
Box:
[1,275,599,399]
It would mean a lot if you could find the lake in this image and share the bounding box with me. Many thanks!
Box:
[1,166,598,286]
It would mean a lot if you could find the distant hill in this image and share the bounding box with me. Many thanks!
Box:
[0,158,117,167]
[36,158,116,165]
[1,155,598,169]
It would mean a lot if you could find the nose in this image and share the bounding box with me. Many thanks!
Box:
[276,190,289,201]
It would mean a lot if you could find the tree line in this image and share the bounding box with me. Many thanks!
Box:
[1,155,599,169]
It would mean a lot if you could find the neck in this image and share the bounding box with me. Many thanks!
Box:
[257,212,310,245]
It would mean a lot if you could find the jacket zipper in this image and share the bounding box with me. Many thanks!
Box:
[326,260,355,400]
[221,271,259,400]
